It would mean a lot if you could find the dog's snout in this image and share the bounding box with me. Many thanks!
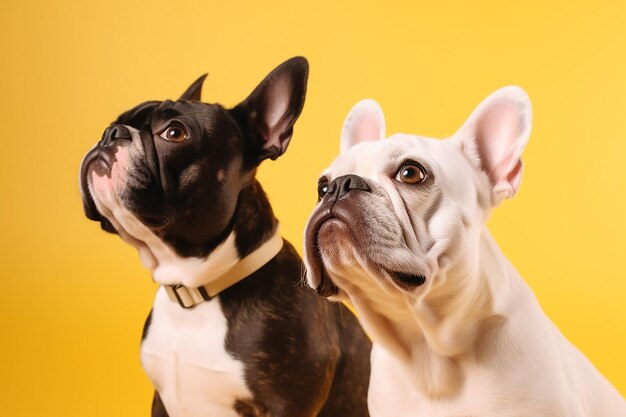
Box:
[101,124,132,145]
[328,174,370,200]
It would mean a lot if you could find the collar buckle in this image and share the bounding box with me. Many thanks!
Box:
[161,228,284,309]
[164,284,211,309]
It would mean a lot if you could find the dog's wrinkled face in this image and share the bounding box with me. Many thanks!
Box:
[80,57,308,277]
[306,133,481,302]
[304,88,532,317]
[82,99,247,256]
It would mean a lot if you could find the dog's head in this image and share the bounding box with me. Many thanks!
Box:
[80,57,308,283]
[304,87,531,335]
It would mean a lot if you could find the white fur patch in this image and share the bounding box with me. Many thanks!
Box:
[142,287,250,417]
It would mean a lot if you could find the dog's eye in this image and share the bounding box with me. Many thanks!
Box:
[395,164,426,184]
[317,180,330,201]
[159,125,188,143]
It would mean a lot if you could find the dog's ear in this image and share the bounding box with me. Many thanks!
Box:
[233,57,309,161]
[340,99,386,154]
[179,74,208,101]
[454,86,532,205]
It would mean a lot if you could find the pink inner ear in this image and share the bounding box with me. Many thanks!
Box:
[475,102,524,186]
[264,78,291,132]
[507,160,523,194]
[340,99,385,153]
[351,114,382,142]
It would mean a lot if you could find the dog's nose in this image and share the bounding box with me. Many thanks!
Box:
[328,174,371,200]
[101,124,133,145]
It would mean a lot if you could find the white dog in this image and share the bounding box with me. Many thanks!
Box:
[303,87,626,417]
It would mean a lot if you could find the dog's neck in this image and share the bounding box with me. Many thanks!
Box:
[230,179,279,260]
[123,180,279,289]
[353,226,535,399]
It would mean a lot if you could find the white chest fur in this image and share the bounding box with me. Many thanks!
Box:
[368,345,510,417]
[141,287,251,417]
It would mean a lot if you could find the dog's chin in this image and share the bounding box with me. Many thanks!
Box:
[310,218,427,295]
[84,186,169,235]
[81,189,119,234]
[80,175,115,236]
[304,217,352,297]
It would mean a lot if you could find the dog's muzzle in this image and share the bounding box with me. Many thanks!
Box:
[305,174,371,297]
[306,174,428,295]
[80,123,170,232]
[79,124,134,228]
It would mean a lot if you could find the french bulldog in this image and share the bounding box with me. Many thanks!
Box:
[303,88,626,416]
[79,57,371,417]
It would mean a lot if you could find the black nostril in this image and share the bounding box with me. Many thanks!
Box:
[101,124,132,145]
[329,174,371,200]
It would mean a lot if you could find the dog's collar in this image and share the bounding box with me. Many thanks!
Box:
[163,229,283,308]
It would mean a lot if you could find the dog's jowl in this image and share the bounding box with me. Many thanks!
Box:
[304,90,626,416]
[80,57,371,417]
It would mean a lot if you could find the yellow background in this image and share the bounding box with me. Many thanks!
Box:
[1,0,625,415]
